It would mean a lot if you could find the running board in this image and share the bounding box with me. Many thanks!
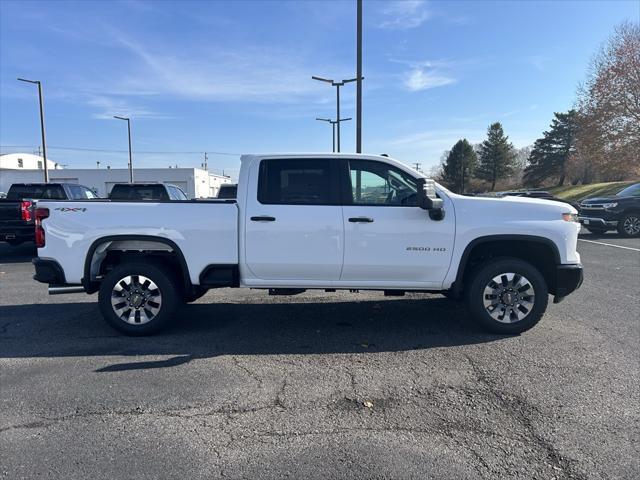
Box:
[48,285,86,295]
[268,288,306,296]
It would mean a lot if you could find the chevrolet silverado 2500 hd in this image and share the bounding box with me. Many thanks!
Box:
[32,154,583,335]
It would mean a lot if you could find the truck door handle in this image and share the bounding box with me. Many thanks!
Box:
[251,216,276,222]
[348,217,374,223]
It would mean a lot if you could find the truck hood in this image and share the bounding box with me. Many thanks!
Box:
[450,193,578,219]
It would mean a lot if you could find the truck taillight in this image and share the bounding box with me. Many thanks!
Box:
[20,200,33,222]
[35,207,49,248]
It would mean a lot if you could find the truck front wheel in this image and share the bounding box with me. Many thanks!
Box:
[98,262,179,335]
[465,258,548,334]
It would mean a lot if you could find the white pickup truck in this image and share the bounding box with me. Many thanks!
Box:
[32,153,583,335]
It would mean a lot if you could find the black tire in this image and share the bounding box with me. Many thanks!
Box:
[98,262,180,336]
[465,257,549,335]
[617,212,640,237]
[585,227,607,235]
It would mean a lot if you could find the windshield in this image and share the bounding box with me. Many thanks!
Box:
[616,183,640,197]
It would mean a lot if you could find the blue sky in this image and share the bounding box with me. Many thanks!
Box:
[1,0,638,179]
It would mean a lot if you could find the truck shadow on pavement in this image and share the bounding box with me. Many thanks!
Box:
[0,297,507,368]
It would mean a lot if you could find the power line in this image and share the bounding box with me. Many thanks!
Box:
[0,145,241,156]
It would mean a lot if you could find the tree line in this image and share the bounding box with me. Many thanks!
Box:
[435,21,639,193]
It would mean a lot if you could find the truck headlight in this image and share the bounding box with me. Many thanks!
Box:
[562,213,579,222]
[602,202,618,209]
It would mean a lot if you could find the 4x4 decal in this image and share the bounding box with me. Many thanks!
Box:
[54,207,87,212]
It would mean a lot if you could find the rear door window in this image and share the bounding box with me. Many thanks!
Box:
[257,158,338,205]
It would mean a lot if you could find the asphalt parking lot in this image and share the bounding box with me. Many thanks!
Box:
[1,231,638,479]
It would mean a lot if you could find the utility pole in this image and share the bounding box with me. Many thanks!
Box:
[356,0,363,153]
[17,78,49,182]
[203,152,208,171]
[316,117,352,153]
[311,76,358,153]
[413,162,421,172]
[113,116,133,182]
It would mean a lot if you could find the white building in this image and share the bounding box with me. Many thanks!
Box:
[0,157,232,198]
[0,153,62,171]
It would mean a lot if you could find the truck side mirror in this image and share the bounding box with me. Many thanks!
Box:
[417,178,445,220]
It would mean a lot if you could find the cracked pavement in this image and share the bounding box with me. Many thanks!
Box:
[1,237,639,479]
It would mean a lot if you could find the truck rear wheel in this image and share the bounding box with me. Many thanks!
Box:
[465,258,548,334]
[98,262,179,336]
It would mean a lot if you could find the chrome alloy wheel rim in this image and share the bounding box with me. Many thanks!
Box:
[111,275,162,325]
[623,215,640,235]
[482,273,535,323]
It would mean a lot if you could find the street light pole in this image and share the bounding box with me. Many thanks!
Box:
[113,116,133,182]
[332,122,336,153]
[356,0,363,153]
[312,76,358,153]
[316,117,352,153]
[336,83,341,151]
[17,78,49,182]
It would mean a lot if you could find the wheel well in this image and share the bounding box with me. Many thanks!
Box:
[455,239,559,296]
[83,237,191,294]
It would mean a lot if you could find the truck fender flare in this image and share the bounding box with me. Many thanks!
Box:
[451,234,561,295]
[82,235,192,293]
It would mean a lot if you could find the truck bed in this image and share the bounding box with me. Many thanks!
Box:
[37,199,239,284]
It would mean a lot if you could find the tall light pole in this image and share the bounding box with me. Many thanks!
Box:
[113,116,133,182]
[316,117,352,153]
[312,76,359,153]
[17,78,49,182]
[356,0,363,153]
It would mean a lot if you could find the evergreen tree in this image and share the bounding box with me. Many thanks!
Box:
[441,139,477,193]
[523,110,578,187]
[476,122,516,191]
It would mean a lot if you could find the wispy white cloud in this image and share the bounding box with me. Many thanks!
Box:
[378,1,430,30]
[528,55,548,71]
[403,65,456,91]
[387,129,485,148]
[86,95,169,120]
[395,60,456,92]
[103,29,328,103]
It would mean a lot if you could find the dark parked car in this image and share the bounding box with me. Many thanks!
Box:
[108,183,189,201]
[578,183,640,237]
[0,183,98,246]
[217,183,237,199]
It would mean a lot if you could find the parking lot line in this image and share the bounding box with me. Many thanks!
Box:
[578,238,640,252]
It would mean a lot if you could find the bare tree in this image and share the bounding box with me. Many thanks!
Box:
[576,21,640,182]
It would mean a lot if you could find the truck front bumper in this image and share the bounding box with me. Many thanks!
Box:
[553,264,584,303]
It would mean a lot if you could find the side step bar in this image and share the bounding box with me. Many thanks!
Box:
[268,288,306,296]
[48,285,86,295]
